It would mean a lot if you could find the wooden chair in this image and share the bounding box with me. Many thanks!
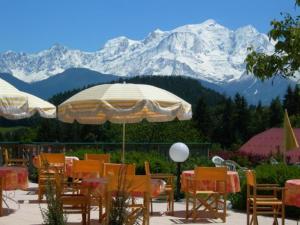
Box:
[84,153,110,177]
[38,153,65,201]
[72,159,102,181]
[0,177,3,217]
[106,175,151,225]
[185,167,227,222]
[2,148,27,167]
[103,163,136,177]
[55,172,91,225]
[72,159,104,221]
[84,153,110,163]
[144,161,174,215]
[246,170,285,225]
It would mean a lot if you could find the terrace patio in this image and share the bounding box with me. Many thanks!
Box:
[1,182,298,225]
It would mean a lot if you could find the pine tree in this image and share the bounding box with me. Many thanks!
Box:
[283,86,295,115]
[193,97,212,136]
[269,97,284,127]
[233,94,250,143]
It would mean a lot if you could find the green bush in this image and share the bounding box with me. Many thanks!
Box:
[65,148,104,159]
[230,163,300,218]
[65,148,212,175]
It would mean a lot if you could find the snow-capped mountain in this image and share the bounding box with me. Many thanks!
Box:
[0,19,275,83]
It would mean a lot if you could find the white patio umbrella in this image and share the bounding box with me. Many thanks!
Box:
[0,78,56,119]
[58,83,192,162]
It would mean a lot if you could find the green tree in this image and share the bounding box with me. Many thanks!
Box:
[193,97,212,136]
[283,86,295,114]
[294,85,300,114]
[233,94,250,143]
[245,1,300,79]
[269,97,284,127]
[249,101,269,135]
[212,97,235,148]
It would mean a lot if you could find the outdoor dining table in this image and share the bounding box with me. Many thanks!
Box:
[80,176,165,222]
[0,166,28,190]
[285,179,300,207]
[180,170,241,193]
[81,177,165,198]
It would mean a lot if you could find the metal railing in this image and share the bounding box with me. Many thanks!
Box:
[0,141,211,165]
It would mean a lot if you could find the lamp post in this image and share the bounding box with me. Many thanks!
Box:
[169,142,189,201]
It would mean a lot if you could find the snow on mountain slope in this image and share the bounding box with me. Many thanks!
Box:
[0,19,274,83]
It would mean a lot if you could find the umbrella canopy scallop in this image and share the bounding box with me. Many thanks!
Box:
[0,78,29,117]
[0,78,56,119]
[58,83,192,124]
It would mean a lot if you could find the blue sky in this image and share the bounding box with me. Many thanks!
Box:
[0,0,297,53]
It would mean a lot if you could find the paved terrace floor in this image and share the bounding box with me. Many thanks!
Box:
[0,183,298,225]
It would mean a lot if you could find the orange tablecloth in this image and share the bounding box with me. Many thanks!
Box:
[285,179,300,207]
[81,178,165,197]
[181,170,240,193]
[33,155,79,177]
[0,166,28,190]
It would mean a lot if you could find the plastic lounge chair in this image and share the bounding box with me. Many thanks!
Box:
[270,157,279,165]
[211,155,225,167]
[223,159,248,172]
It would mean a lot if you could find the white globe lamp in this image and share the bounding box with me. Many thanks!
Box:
[169,142,189,201]
[169,142,189,162]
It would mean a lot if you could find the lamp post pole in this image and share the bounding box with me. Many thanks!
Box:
[169,142,189,202]
[176,162,181,201]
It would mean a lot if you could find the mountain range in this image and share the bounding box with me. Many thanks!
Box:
[0,19,296,104]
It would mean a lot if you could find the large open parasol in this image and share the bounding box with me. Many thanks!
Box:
[58,83,192,162]
[0,78,56,119]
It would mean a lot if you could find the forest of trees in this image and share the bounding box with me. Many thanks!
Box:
[1,76,300,151]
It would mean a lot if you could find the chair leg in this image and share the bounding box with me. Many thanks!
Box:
[282,204,285,225]
[192,194,197,222]
[82,212,86,225]
[0,196,2,217]
[223,194,227,223]
[247,200,250,225]
[170,191,174,215]
[150,197,153,215]
[253,204,258,225]
[87,203,91,225]
[99,197,103,223]
[185,193,189,220]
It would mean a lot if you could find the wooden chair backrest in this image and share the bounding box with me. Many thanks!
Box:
[3,149,9,165]
[84,153,110,163]
[103,163,136,177]
[39,153,65,173]
[194,167,227,181]
[107,175,151,193]
[40,153,65,164]
[72,160,102,179]
[144,161,150,175]
[0,176,3,216]
[245,170,256,187]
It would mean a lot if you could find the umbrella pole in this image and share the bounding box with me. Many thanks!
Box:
[122,122,125,163]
